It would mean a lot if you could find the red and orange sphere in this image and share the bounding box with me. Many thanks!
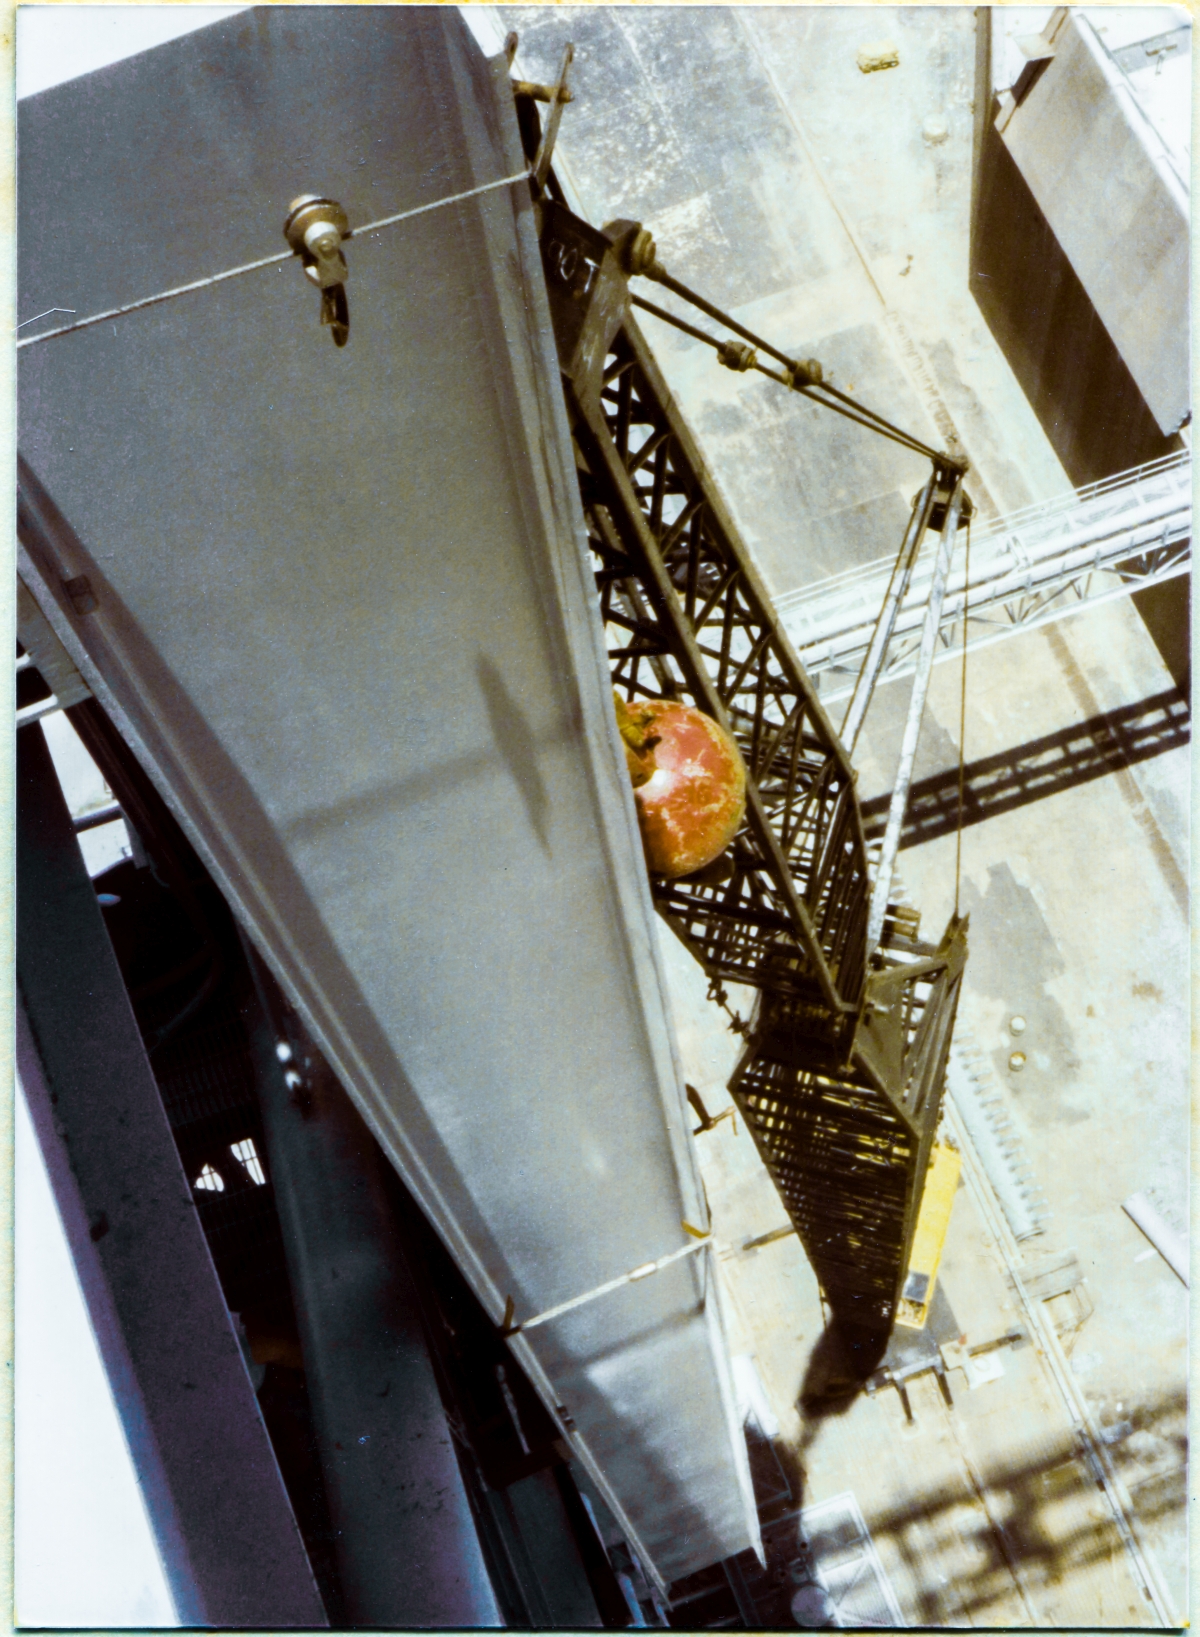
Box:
[614,693,746,879]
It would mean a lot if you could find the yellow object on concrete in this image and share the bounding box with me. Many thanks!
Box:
[896,1142,961,1329]
[857,41,900,73]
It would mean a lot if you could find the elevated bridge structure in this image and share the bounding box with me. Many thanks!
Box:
[779,450,1190,705]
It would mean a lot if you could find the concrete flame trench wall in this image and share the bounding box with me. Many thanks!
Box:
[17,6,758,1587]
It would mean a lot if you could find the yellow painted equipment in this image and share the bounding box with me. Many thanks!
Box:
[896,1142,962,1329]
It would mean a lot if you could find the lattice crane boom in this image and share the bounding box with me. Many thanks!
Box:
[534,192,968,1335]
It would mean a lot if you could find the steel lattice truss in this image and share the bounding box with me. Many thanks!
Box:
[781,450,1191,704]
[542,199,967,1330]
[573,321,869,1022]
[734,1057,915,1321]
[735,929,966,1326]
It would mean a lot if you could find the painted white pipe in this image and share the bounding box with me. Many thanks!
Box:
[840,476,935,754]
[1122,1192,1188,1286]
[866,479,965,948]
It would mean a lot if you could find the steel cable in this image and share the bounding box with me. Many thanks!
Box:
[630,290,942,462]
[954,516,972,917]
[17,167,532,349]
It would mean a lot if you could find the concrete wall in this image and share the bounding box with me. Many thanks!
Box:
[970,11,1188,685]
[997,12,1189,438]
[972,99,1181,480]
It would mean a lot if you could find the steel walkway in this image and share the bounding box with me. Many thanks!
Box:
[778,451,1191,703]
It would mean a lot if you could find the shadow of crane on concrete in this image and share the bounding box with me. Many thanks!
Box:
[667,1385,1185,1627]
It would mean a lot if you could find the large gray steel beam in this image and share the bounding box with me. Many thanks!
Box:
[18,7,756,1586]
[16,723,327,1629]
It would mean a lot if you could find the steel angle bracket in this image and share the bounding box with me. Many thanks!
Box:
[853,914,969,1309]
[538,200,631,409]
[854,914,969,1132]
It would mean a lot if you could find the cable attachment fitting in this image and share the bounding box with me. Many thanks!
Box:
[284,195,350,347]
[783,357,824,389]
[923,468,974,532]
[717,339,757,372]
[605,219,666,281]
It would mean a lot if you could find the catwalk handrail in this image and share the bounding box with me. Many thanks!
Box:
[780,456,1191,681]
[778,451,1190,628]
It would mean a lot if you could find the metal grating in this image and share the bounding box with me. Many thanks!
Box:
[800,1491,905,1628]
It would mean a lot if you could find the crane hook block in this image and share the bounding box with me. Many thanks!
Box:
[284,195,350,347]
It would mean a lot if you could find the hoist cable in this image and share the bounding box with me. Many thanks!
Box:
[814,377,943,456]
[954,515,972,918]
[629,291,719,350]
[635,268,946,461]
[793,379,939,460]
[16,167,532,350]
[644,266,794,369]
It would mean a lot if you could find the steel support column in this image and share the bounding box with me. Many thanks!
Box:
[16,723,327,1629]
[240,948,503,1630]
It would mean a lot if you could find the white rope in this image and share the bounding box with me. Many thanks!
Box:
[17,306,76,330]
[17,168,532,350]
[509,1235,712,1335]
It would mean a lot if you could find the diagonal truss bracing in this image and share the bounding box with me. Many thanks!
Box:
[539,194,968,1331]
[732,924,966,1327]
[572,319,871,1022]
[781,451,1191,703]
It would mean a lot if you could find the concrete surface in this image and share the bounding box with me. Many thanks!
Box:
[504,2,1072,590]
[498,6,1188,1624]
